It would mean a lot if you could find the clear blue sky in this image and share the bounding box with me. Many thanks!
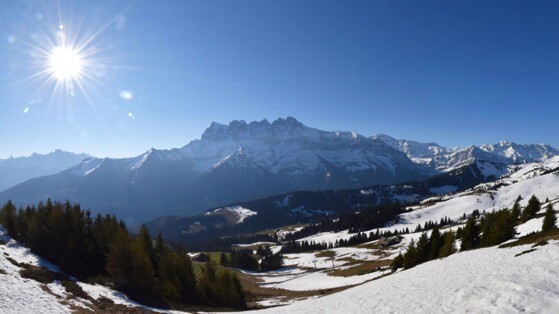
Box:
[1,0,558,158]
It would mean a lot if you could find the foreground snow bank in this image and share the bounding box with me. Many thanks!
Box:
[243,242,559,313]
[0,227,72,314]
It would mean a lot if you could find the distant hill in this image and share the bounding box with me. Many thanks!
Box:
[0,150,90,191]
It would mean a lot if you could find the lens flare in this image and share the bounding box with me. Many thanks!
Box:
[48,46,83,80]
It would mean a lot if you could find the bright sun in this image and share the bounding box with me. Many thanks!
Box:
[48,46,83,80]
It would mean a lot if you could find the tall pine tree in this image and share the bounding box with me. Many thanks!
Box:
[461,216,480,251]
[428,227,444,260]
[511,196,521,221]
[438,231,456,258]
[520,195,540,222]
[542,203,557,232]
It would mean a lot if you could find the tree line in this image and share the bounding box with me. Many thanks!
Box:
[392,195,558,271]
[282,216,454,254]
[221,245,284,271]
[284,204,406,242]
[0,200,246,310]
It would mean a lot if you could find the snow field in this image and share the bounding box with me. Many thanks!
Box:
[242,242,559,313]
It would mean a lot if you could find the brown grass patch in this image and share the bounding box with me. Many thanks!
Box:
[328,259,392,277]
[314,250,336,258]
[500,229,559,248]
[20,266,56,283]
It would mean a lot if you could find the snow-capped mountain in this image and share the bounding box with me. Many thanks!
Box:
[480,141,559,163]
[0,118,426,225]
[372,134,452,166]
[0,150,90,192]
[373,134,559,171]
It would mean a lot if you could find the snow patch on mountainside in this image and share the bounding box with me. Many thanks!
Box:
[209,206,257,223]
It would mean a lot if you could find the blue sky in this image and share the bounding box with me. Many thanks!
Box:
[0,0,558,158]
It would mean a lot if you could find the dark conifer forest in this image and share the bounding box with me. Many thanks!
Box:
[0,199,245,310]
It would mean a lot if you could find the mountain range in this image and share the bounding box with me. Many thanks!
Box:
[372,134,558,171]
[0,117,557,226]
[0,150,90,191]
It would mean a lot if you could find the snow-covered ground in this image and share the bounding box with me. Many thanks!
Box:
[0,228,75,313]
[0,252,73,313]
[242,242,559,313]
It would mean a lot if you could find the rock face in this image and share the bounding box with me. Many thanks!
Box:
[0,118,426,225]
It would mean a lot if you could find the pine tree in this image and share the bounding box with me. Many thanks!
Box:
[428,227,443,260]
[455,227,463,239]
[157,249,181,303]
[390,253,404,272]
[542,203,557,232]
[128,238,160,305]
[0,201,17,236]
[137,225,157,269]
[460,216,480,251]
[199,260,219,305]
[157,247,197,305]
[438,231,456,258]
[106,229,160,306]
[480,209,516,246]
[521,195,540,222]
[155,232,165,256]
[106,229,135,291]
[415,233,430,264]
[402,240,417,269]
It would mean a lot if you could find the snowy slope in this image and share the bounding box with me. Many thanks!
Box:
[242,242,559,313]
[234,158,559,309]
[297,157,559,246]
[0,237,73,313]
[0,226,183,314]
